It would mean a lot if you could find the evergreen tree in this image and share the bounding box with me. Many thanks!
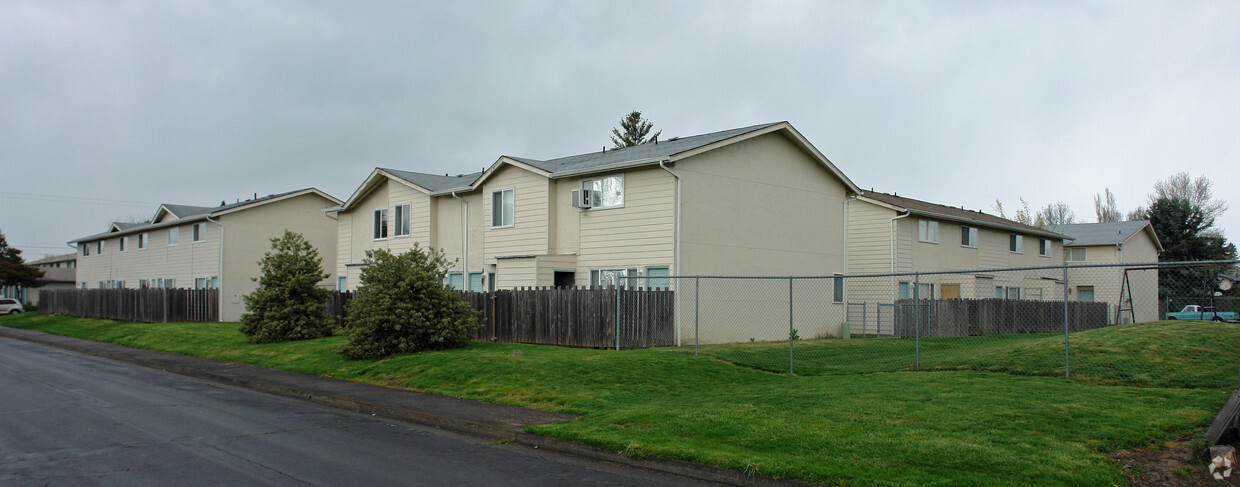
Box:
[610,111,661,148]
[239,231,333,343]
[0,231,42,291]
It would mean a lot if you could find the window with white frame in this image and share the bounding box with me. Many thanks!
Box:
[961,226,978,248]
[591,267,638,288]
[491,188,514,228]
[138,233,147,249]
[194,276,218,289]
[1039,239,1050,257]
[996,286,1020,299]
[193,223,204,242]
[1067,247,1086,262]
[1009,234,1023,253]
[81,245,89,257]
[394,203,411,237]
[97,241,104,254]
[918,220,939,243]
[373,208,388,240]
[580,174,624,209]
[168,227,179,245]
[898,282,911,300]
[645,267,670,290]
[119,236,127,252]
[833,274,844,302]
[916,283,935,299]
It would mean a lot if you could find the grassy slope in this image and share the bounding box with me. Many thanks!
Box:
[1,313,1230,487]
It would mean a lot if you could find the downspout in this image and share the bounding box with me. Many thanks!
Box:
[205,215,224,322]
[843,195,859,274]
[657,159,682,346]
[451,192,468,291]
[889,210,912,301]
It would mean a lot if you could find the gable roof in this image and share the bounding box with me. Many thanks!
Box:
[71,188,340,244]
[473,121,861,193]
[1048,221,1164,252]
[335,168,483,211]
[860,190,1066,239]
[28,253,76,266]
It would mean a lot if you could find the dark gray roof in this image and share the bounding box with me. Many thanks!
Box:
[72,188,337,244]
[111,222,147,231]
[1049,221,1152,247]
[380,168,483,193]
[28,253,76,265]
[862,191,1066,239]
[509,122,782,175]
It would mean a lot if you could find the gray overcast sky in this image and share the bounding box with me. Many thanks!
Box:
[2,0,1236,260]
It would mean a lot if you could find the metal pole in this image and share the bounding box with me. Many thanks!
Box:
[694,277,700,356]
[788,277,795,376]
[615,285,621,351]
[1063,264,1070,379]
[914,273,920,370]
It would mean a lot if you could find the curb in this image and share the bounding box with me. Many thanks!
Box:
[0,326,817,486]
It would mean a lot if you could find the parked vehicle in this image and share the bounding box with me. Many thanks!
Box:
[1164,305,1239,322]
[0,298,23,314]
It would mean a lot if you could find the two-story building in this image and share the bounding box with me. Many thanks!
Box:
[72,188,341,321]
[1050,221,1163,323]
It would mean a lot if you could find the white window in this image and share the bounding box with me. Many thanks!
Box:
[194,277,218,289]
[119,236,127,252]
[645,267,670,290]
[918,220,939,243]
[81,245,89,257]
[898,282,911,300]
[97,241,104,254]
[491,188,514,228]
[168,227,180,245]
[591,267,638,288]
[915,283,935,299]
[1009,234,1023,254]
[373,208,388,240]
[139,279,149,288]
[394,203,411,237]
[138,233,147,249]
[193,223,204,242]
[580,174,624,209]
[961,226,978,248]
[1039,239,1050,257]
[164,278,176,289]
[1067,247,1086,262]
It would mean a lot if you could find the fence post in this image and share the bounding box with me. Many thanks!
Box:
[1063,264,1070,379]
[788,277,795,376]
[694,277,700,357]
[914,272,920,371]
[615,285,621,351]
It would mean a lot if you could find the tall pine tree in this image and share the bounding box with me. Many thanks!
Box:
[610,111,661,148]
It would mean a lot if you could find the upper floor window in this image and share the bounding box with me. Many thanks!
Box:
[119,236,127,252]
[192,223,204,242]
[918,219,939,243]
[1067,247,1087,262]
[1039,239,1050,257]
[394,203,411,237]
[82,245,89,257]
[1009,234,1024,254]
[138,233,147,249]
[169,227,179,245]
[97,241,104,254]
[373,208,388,240]
[581,174,624,209]
[491,188,514,228]
[961,226,978,248]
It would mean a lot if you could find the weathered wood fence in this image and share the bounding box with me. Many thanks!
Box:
[39,288,219,323]
[328,287,675,349]
[892,298,1110,337]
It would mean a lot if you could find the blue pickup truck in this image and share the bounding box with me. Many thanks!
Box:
[1164,305,1240,322]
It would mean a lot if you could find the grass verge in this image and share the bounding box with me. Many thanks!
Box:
[2,312,1231,487]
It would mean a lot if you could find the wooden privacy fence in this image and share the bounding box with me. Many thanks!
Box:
[890,298,1110,337]
[39,288,219,323]
[328,287,675,349]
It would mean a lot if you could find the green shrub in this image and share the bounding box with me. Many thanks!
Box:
[339,245,481,359]
[239,231,333,343]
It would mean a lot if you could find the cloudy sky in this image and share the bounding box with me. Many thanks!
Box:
[2,0,1236,260]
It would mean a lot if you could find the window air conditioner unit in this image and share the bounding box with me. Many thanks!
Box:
[571,189,600,209]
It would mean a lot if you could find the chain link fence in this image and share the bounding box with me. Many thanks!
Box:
[658,261,1240,387]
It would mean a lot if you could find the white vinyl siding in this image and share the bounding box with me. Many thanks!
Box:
[918,219,939,243]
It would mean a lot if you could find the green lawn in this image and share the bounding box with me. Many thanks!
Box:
[696,320,1240,386]
[2,312,1231,487]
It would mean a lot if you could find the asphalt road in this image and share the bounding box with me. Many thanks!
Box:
[0,337,715,486]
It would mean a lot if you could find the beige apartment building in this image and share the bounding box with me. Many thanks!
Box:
[1050,221,1163,323]
[72,188,341,321]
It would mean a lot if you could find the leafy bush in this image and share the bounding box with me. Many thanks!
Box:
[339,245,481,359]
[239,231,333,343]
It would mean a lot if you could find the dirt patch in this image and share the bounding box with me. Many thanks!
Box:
[1112,436,1238,487]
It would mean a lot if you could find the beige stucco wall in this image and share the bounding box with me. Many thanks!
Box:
[218,192,339,321]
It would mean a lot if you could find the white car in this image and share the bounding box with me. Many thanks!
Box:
[0,298,24,314]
